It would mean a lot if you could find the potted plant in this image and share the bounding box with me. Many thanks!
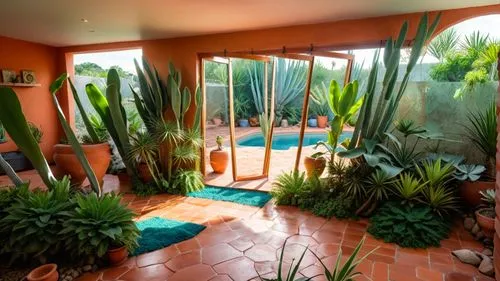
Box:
[129,130,160,183]
[210,136,229,173]
[308,116,318,127]
[27,263,59,281]
[52,78,111,187]
[0,121,42,174]
[454,164,488,206]
[211,108,223,126]
[234,94,250,127]
[475,189,496,238]
[304,152,326,178]
[311,82,331,128]
[460,103,496,206]
[249,116,260,127]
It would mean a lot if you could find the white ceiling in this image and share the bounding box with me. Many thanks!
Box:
[0,0,498,47]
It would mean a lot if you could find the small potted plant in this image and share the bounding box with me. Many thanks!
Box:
[454,164,488,206]
[211,109,223,126]
[311,83,330,128]
[53,78,111,187]
[210,136,229,173]
[27,263,59,281]
[460,103,496,206]
[304,152,326,178]
[475,189,496,238]
[234,95,250,127]
[307,116,318,128]
[249,116,260,127]
[129,130,159,183]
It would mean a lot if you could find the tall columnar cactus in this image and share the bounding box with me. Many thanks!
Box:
[344,12,441,155]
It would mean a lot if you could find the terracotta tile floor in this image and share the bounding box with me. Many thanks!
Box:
[68,193,491,281]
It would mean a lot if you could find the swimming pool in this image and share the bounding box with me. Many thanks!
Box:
[237,132,352,150]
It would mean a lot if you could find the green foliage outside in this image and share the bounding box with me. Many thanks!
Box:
[75,62,138,81]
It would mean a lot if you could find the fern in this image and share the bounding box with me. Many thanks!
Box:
[368,202,450,248]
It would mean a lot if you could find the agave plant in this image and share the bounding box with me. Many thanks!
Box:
[422,184,459,217]
[172,170,204,194]
[427,28,460,61]
[356,169,396,216]
[129,130,160,184]
[270,171,307,206]
[393,173,426,204]
[463,102,497,179]
[415,159,455,188]
[61,192,140,258]
[274,58,307,124]
[453,164,485,182]
[248,60,267,115]
[343,13,441,155]
[260,240,314,281]
[310,82,331,117]
[479,189,496,208]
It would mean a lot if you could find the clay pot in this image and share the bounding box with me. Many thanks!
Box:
[459,180,495,207]
[137,163,153,183]
[210,149,229,174]
[476,208,495,238]
[304,156,326,177]
[108,245,128,265]
[317,116,328,128]
[53,143,111,186]
[212,117,222,126]
[27,263,58,281]
[249,117,259,127]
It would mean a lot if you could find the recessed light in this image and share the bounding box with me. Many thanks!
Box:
[81,18,88,23]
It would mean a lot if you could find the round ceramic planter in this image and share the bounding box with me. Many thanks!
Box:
[317,116,328,128]
[476,208,495,238]
[107,245,128,265]
[304,156,326,178]
[459,180,495,207]
[27,263,58,281]
[210,149,229,174]
[238,119,249,127]
[53,143,111,186]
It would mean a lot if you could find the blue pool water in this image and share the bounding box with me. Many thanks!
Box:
[237,132,352,150]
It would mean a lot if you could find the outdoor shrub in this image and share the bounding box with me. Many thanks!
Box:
[270,171,306,206]
[429,51,477,82]
[0,178,74,263]
[297,175,327,209]
[61,192,140,258]
[171,170,204,194]
[368,201,451,248]
[392,173,426,204]
[311,194,357,219]
[421,183,459,217]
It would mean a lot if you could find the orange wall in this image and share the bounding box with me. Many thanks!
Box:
[57,4,500,125]
[0,36,59,161]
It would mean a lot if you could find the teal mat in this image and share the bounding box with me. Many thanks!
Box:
[188,186,272,207]
[134,217,206,256]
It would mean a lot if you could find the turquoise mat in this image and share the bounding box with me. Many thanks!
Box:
[134,217,206,256]
[188,186,272,207]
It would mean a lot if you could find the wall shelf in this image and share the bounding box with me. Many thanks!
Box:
[0,82,41,87]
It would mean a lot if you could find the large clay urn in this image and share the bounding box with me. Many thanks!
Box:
[210,149,229,174]
[53,143,111,186]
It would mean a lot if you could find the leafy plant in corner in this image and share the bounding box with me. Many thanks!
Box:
[61,192,140,258]
[368,201,451,248]
[171,170,204,194]
[129,130,161,184]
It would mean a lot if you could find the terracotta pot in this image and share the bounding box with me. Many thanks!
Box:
[459,180,495,207]
[317,116,328,128]
[108,245,128,265]
[27,263,58,281]
[138,163,153,183]
[212,117,222,126]
[249,117,259,127]
[53,143,111,186]
[210,149,228,174]
[476,208,496,238]
[304,156,326,177]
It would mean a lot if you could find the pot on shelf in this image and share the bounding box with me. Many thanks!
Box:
[27,263,58,281]
[107,245,128,265]
[317,116,328,128]
[304,155,326,178]
[238,119,250,127]
[459,180,495,207]
[475,208,495,238]
[210,149,229,174]
[53,143,111,186]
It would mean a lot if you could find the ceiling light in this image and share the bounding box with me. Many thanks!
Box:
[81,18,88,23]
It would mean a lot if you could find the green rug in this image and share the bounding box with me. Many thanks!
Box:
[134,217,206,256]
[188,186,272,207]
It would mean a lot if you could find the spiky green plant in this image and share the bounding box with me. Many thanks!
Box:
[172,170,204,194]
[464,102,497,178]
[68,78,102,144]
[427,28,460,61]
[415,159,455,188]
[274,58,307,124]
[393,173,426,204]
[61,192,140,258]
[312,237,377,281]
[260,240,314,281]
[270,171,306,206]
[28,122,43,144]
[310,82,331,117]
[129,130,160,184]
[460,31,489,53]
[344,13,441,153]
[422,184,459,217]
[248,60,266,114]
[480,189,496,208]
